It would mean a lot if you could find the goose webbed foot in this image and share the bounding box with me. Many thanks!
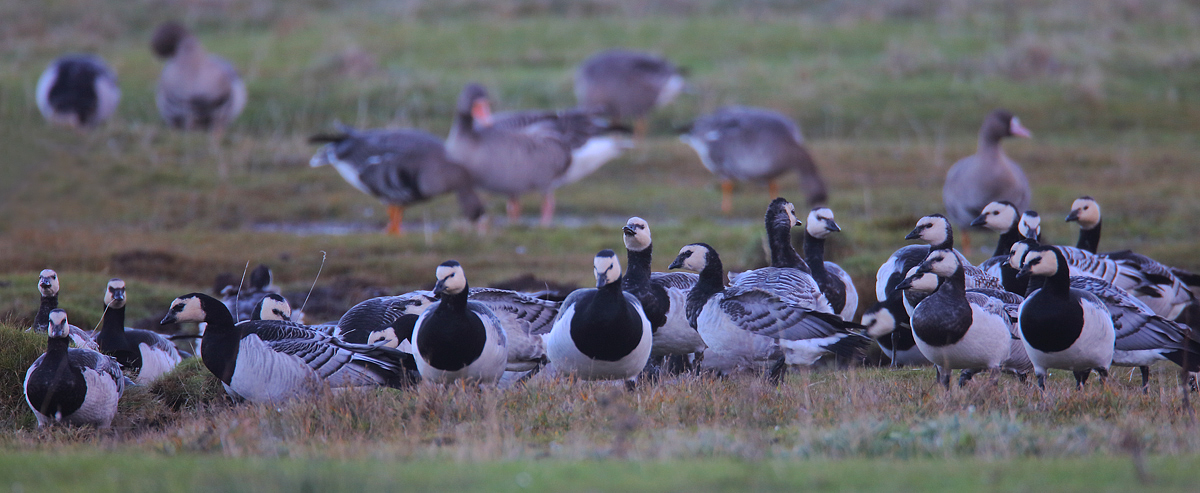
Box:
[1073,370,1091,389]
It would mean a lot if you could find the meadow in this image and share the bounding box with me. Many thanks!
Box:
[3,0,1200,490]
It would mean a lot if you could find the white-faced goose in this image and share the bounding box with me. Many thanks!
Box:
[151,21,246,131]
[27,269,97,350]
[862,300,931,368]
[972,201,1024,274]
[1065,196,1101,254]
[24,309,125,428]
[410,261,509,384]
[942,109,1032,247]
[574,49,685,135]
[668,243,867,380]
[94,279,181,384]
[803,207,859,322]
[446,82,628,226]
[548,250,652,385]
[904,214,1003,291]
[1016,246,1115,389]
[161,293,411,402]
[251,293,294,321]
[309,126,485,235]
[35,55,120,128]
[621,217,705,367]
[894,249,1021,388]
[681,107,828,214]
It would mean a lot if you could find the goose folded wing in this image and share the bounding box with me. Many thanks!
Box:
[469,288,560,335]
[69,350,125,385]
[650,272,699,291]
[727,269,831,312]
[718,289,852,341]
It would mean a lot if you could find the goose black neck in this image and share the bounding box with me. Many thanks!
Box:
[803,232,829,281]
[197,294,240,385]
[686,257,725,328]
[1040,256,1072,298]
[1000,263,1029,296]
[34,294,58,330]
[767,223,808,273]
[441,282,471,311]
[1076,221,1101,254]
[96,305,129,349]
[46,336,70,356]
[994,228,1022,257]
[945,265,968,296]
[623,245,653,288]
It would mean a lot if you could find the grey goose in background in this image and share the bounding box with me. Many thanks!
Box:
[803,207,859,322]
[574,48,685,136]
[151,21,246,131]
[409,261,509,384]
[620,217,705,366]
[446,82,630,227]
[161,293,412,403]
[27,269,98,350]
[942,109,1032,249]
[309,126,485,235]
[25,309,125,428]
[548,250,653,386]
[35,54,120,128]
[681,107,829,214]
[94,279,182,384]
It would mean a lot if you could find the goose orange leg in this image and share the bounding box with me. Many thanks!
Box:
[633,118,649,145]
[386,204,404,236]
[768,180,779,201]
[540,191,556,227]
[507,198,522,225]
[721,180,734,215]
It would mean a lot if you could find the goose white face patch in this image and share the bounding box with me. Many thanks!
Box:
[258,295,292,321]
[594,252,622,287]
[904,269,941,294]
[784,202,800,227]
[674,245,708,272]
[914,216,949,245]
[979,202,1017,232]
[921,250,960,277]
[806,207,835,238]
[47,309,70,338]
[1008,242,1032,269]
[863,307,896,338]
[1019,213,1041,239]
[435,264,468,295]
[38,269,59,297]
[623,217,652,251]
[105,279,127,309]
[1069,197,1101,229]
[166,296,207,324]
[1025,250,1060,277]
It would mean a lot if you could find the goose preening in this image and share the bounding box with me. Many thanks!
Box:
[151,21,246,131]
[620,217,705,366]
[446,82,629,226]
[309,126,485,235]
[904,214,1003,291]
[161,293,411,402]
[409,261,509,384]
[1016,246,1115,389]
[942,109,1032,248]
[24,309,125,428]
[94,279,182,384]
[803,207,859,322]
[668,243,867,379]
[27,269,97,350]
[681,107,828,214]
[548,250,652,385]
[335,291,438,348]
[862,299,931,367]
[35,55,120,128]
[574,49,685,136]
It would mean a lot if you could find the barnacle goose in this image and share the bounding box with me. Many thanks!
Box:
[548,250,653,385]
[161,293,411,402]
[35,54,120,128]
[803,207,859,321]
[27,269,97,350]
[219,264,283,323]
[862,299,931,367]
[94,279,181,384]
[25,309,124,428]
[1065,196,1102,254]
[621,217,705,364]
[668,243,868,379]
[971,201,1025,284]
[409,261,509,384]
[904,214,1003,291]
[251,293,294,321]
[1017,246,1115,389]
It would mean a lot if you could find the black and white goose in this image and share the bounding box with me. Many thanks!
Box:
[94,279,181,384]
[862,299,931,367]
[621,217,705,364]
[905,214,1003,291]
[24,309,124,428]
[1065,196,1102,254]
[409,261,509,384]
[219,264,299,324]
[548,250,652,384]
[1016,246,1115,389]
[971,201,1025,282]
[894,249,1019,388]
[668,243,867,378]
[803,207,859,321]
[27,269,97,350]
[35,54,120,128]
[251,293,294,321]
[161,293,411,402]
[336,291,438,348]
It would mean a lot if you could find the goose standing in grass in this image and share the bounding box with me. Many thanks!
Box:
[621,217,705,368]
[1016,246,1115,389]
[151,21,246,131]
[161,293,411,402]
[894,249,1021,388]
[681,107,828,214]
[574,49,685,137]
[446,83,629,226]
[94,279,181,384]
[668,243,867,379]
[803,207,859,322]
[35,55,120,128]
[25,309,124,428]
[409,261,509,384]
[27,269,97,350]
[904,214,1003,291]
[548,250,652,386]
[942,109,1032,249]
[309,126,485,235]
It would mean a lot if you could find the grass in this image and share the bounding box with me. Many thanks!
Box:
[3,0,1200,488]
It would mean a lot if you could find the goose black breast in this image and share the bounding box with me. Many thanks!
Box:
[417,305,487,371]
[570,291,644,362]
[911,288,973,347]
[1021,291,1086,352]
[48,61,102,122]
[25,351,88,419]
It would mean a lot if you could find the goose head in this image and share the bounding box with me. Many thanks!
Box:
[1007,239,1037,271]
[104,278,127,309]
[915,249,961,278]
[38,269,59,297]
[433,260,468,296]
[668,243,714,273]
[161,293,216,325]
[1065,196,1101,230]
[457,83,493,127]
[1018,210,1041,239]
[593,249,622,288]
[805,207,840,239]
[47,309,70,339]
[982,109,1032,144]
[765,198,801,232]
[970,201,1020,233]
[252,293,292,321]
[622,217,652,252]
[905,214,952,247]
[150,21,193,59]
[248,264,274,292]
[1017,246,1062,278]
[894,265,942,294]
[862,303,897,339]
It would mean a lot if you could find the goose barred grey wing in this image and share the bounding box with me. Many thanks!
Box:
[68,349,125,388]
[1104,250,1193,319]
[728,267,833,314]
[715,289,857,342]
[469,288,561,335]
[1070,276,1191,351]
[962,265,1004,291]
[650,272,699,291]
[1058,246,1121,282]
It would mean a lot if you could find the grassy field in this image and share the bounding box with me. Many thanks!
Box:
[3,0,1200,489]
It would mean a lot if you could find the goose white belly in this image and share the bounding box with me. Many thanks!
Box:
[551,137,629,189]
[136,342,182,384]
[1112,349,1169,368]
[225,335,324,403]
[650,289,707,356]
[883,343,933,367]
[547,304,652,380]
[1021,299,1115,374]
[694,296,778,372]
[25,366,122,428]
[913,304,1011,371]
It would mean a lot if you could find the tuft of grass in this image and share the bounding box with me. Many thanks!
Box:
[148,358,229,412]
[0,324,45,428]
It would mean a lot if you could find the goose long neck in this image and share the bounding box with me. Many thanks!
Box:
[995,228,1022,257]
[623,245,653,288]
[198,295,240,384]
[686,258,726,327]
[442,282,472,312]
[768,222,809,273]
[1076,220,1101,254]
[98,304,128,346]
[803,232,828,280]
[945,265,968,296]
[34,294,58,330]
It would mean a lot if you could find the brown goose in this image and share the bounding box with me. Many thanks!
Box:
[151,21,246,131]
[681,106,828,214]
[574,49,685,136]
[446,83,628,226]
[942,109,1032,247]
[309,125,484,235]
